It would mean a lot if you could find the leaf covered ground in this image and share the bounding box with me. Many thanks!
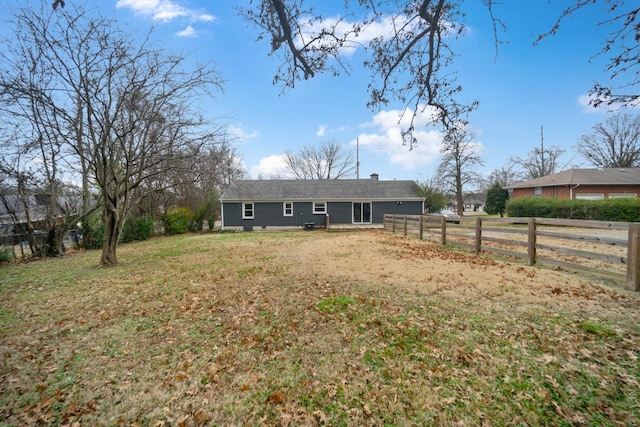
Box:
[0,230,638,426]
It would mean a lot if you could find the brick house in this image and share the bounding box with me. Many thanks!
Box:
[507,168,640,200]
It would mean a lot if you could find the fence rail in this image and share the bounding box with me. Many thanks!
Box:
[384,214,640,292]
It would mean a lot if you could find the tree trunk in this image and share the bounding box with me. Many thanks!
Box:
[101,206,119,267]
[44,221,67,257]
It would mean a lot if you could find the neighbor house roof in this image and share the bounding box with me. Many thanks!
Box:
[221,179,422,202]
[507,168,640,189]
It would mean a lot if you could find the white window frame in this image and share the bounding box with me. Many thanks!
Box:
[313,201,326,214]
[575,193,604,200]
[533,187,542,197]
[352,202,372,224]
[283,202,293,216]
[242,202,254,219]
[609,193,637,199]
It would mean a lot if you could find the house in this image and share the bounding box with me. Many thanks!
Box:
[219,174,424,231]
[507,168,640,200]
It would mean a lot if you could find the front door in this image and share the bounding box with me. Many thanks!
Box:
[353,202,372,224]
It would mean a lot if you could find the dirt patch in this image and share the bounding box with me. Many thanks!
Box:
[277,230,636,315]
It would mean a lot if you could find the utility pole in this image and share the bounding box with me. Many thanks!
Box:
[356,137,360,179]
[540,125,545,176]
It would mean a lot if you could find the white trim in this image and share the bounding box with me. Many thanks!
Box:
[352,201,372,224]
[575,193,604,200]
[609,193,637,198]
[313,201,327,214]
[283,201,293,216]
[242,202,254,219]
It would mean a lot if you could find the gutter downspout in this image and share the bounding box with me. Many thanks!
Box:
[570,184,580,199]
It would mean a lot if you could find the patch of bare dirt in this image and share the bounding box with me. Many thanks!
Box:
[275,230,639,321]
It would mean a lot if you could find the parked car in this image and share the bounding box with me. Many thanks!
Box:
[430,209,461,224]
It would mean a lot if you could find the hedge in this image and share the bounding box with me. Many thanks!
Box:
[506,197,640,222]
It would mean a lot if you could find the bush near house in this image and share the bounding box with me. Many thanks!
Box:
[507,197,640,221]
[120,216,154,243]
[81,211,154,249]
[165,207,193,235]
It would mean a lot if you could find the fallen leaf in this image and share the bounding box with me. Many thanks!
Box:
[266,391,286,404]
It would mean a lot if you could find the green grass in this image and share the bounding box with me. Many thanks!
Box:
[0,231,638,426]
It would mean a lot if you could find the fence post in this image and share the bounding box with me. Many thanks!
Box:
[527,217,536,266]
[440,216,446,245]
[419,215,424,240]
[627,223,640,291]
[392,215,396,233]
[475,217,482,255]
[403,215,408,236]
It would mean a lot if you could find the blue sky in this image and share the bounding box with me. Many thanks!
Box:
[82,2,640,181]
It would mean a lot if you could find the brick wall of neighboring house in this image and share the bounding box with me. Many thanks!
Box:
[512,185,640,200]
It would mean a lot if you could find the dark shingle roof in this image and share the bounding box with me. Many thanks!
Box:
[508,168,640,189]
[221,179,421,201]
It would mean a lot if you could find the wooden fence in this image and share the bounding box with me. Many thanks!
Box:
[384,214,640,292]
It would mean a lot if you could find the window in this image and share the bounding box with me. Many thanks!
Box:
[575,194,604,200]
[313,202,326,214]
[242,202,254,219]
[609,193,637,199]
[533,187,542,197]
[283,202,293,216]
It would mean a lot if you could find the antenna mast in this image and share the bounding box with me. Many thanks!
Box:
[540,125,545,176]
[356,137,360,179]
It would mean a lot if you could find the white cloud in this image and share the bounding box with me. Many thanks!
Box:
[578,93,640,113]
[227,125,258,142]
[176,25,196,37]
[356,106,443,170]
[297,13,460,58]
[116,0,215,23]
[250,154,291,179]
[297,15,410,57]
[316,125,327,137]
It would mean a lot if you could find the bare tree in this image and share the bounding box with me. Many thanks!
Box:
[537,1,639,108]
[242,1,638,142]
[241,1,498,144]
[484,164,519,188]
[509,145,567,181]
[284,141,355,179]
[3,3,223,266]
[436,125,484,215]
[576,113,640,168]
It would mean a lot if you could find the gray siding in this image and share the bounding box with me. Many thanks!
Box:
[223,202,326,229]
[222,199,422,228]
[372,201,422,223]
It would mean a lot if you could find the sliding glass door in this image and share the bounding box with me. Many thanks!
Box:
[353,202,371,224]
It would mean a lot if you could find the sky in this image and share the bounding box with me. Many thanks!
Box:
[22,1,640,183]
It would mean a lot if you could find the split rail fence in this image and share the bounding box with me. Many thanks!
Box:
[384,214,640,292]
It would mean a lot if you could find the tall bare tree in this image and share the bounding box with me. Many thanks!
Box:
[2,2,223,266]
[242,1,639,142]
[509,144,567,181]
[576,113,640,168]
[436,125,484,215]
[242,1,491,144]
[284,141,355,179]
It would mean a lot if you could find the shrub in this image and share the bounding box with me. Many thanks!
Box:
[80,210,104,249]
[484,183,509,216]
[0,248,13,262]
[506,196,640,221]
[120,216,153,243]
[165,207,193,235]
